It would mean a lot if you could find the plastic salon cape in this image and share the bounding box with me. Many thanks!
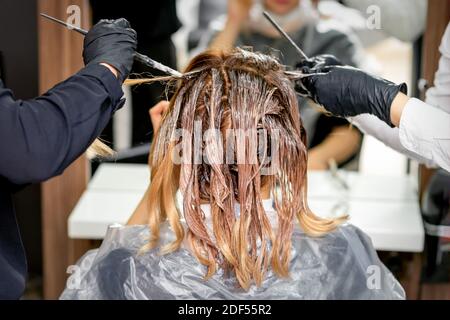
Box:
[60,222,405,300]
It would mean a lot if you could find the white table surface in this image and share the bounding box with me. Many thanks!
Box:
[69,163,424,252]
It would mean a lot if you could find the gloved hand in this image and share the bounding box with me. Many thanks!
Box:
[296,64,407,127]
[83,18,137,82]
[296,54,343,72]
[295,54,342,97]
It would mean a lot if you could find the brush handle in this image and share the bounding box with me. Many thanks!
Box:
[40,13,181,77]
[262,11,309,61]
[134,53,181,77]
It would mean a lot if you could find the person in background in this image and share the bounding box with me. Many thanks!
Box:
[204,0,363,170]
[90,0,181,148]
[187,0,228,52]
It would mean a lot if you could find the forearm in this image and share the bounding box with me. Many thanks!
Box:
[209,19,242,52]
[348,112,441,169]
[0,64,123,184]
[308,126,361,168]
[349,100,450,172]
[389,92,410,127]
[398,98,450,172]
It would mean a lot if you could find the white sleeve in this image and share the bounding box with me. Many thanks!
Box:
[425,23,450,113]
[348,113,437,168]
[399,98,450,172]
[348,23,450,172]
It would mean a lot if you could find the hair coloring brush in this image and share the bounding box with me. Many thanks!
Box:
[40,13,182,77]
[262,11,310,62]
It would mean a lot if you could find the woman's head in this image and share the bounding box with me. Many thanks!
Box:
[142,48,344,289]
[264,0,300,15]
[246,0,319,38]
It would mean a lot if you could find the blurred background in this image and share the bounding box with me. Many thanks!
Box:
[0,0,448,299]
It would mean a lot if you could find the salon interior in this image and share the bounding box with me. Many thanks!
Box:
[0,0,449,301]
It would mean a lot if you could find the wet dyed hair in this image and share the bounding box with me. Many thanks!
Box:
[130,48,346,289]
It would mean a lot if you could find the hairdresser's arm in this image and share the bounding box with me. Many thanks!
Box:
[209,0,253,51]
[348,114,436,168]
[0,18,136,184]
[349,94,450,172]
[296,59,450,171]
[0,64,124,185]
[308,125,362,170]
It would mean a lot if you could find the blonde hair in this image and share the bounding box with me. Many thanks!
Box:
[134,49,346,289]
[87,139,114,158]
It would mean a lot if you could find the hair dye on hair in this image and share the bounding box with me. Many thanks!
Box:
[135,48,346,289]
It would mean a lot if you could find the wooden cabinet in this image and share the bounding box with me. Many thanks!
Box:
[38,0,92,299]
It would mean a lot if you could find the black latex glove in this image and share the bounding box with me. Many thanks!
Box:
[83,18,137,82]
[296,65,407,127]
[296,54,343,72]
[295,54,342,97]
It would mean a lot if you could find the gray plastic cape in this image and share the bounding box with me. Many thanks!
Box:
[60,222,405,300]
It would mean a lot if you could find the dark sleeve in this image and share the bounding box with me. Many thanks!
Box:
[0,64,124,185]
